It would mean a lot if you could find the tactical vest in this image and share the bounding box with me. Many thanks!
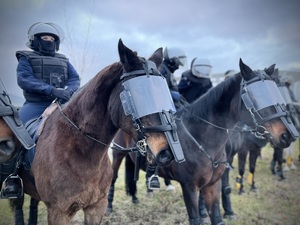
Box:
[16,51,69,102]
[159,64,178,91]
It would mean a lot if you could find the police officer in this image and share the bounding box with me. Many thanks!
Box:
[178,58,213,104]
[159,47,188,108]
[2,22,80,198]
[17,22,80,124]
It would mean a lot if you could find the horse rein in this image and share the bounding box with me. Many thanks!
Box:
[56,102,112,148]
[178,117,229,169]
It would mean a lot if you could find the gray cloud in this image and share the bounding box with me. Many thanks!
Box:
[1,0,300,102]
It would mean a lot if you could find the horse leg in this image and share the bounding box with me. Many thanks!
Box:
[107,151,127,214]
[28,197,39,225]
[221,167,236,220]
[270,149,277,174]
[125,154,139,204]
[284,142,297,170]
[10,197,25,225]
[164,178,175,192]
[202,181,224,225]
[180,183,201,225]
[237,148,247,195]
[248,146,260,192]
[83,199,107,225]
[198,191,210,224]
[274,148,285,180]
[46,206,73,225]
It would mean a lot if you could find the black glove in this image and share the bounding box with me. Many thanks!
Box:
[51,88,71,103]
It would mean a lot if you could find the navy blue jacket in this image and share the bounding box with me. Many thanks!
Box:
[17,56,80,98]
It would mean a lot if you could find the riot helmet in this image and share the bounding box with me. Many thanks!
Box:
[26,22,65,54]
[191,58,212,79]
[163,47,187,72]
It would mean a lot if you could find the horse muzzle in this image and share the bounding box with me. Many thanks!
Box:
[269,132,294,149]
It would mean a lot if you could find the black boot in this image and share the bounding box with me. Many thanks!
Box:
[0,174,23,199]
[146,163,160,190]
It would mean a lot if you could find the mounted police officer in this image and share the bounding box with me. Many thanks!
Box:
[178,58,213,104]
[2,22,80,198]
[145,47,187,191]
[159,47,188,108]
[17,22,80,124]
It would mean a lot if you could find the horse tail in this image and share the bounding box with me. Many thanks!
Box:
[125,154,137,196]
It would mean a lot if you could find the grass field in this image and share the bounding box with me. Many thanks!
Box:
[1,142,300,225]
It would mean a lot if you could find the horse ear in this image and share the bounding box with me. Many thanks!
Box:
[271,68,280,83]
[118,39,139,72]
[239,58,254,80]
[264,64,276,76]
[148,47,163,68]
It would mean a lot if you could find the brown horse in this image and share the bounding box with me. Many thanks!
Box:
[0,39,181,224]
[108,59,299,225]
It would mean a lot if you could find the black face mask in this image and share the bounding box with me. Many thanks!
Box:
[38,39,56,56]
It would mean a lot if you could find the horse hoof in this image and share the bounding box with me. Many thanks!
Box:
[146,191,154,198]
[224,213,237,221]
[166,184,176,192]
[106,207,113,215]
[200,216,210,224]
[238,189,245,195]
[132,198,139,204]
[250,187,259,193]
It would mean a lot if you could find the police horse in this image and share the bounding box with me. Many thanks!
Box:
[220,67,300,219]
[0,39,183,225]
[108,59,298,225]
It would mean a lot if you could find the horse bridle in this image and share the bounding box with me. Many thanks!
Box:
[240,70,299,140]
[58,60,185,163]
[119,59,184,163]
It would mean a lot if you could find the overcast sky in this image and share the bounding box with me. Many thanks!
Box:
[1,0,300,103]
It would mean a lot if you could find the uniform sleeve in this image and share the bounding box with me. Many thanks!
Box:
[178,76,190,94]
[17,56,54,95]
[65,62,80,96]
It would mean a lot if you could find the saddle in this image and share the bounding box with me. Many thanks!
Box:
[0,102,58,199]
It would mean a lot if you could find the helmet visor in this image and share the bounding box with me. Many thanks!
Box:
[192,64,212,78]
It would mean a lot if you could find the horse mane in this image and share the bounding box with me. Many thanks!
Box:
[58,61,124,140]
[184,73,242,121]
[64,62,123,114]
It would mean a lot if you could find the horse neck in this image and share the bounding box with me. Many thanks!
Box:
[62,69,121,147]
[190,76,240,125]
[181,75,242,149]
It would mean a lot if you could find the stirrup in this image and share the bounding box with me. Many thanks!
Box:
[0,174,23,199]
[147,174,160,190]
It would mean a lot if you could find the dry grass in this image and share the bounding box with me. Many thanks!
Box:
[1,142,300,225]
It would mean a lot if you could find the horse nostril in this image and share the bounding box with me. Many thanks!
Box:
[156,149,174,167]
[0,140,15,154]
[279,133,291,148]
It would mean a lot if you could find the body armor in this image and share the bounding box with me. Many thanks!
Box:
[16,50,69,102]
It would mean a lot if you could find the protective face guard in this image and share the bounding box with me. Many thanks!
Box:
[120,60,185,163]
[0,81,35,150]
[241,79,299,139]
[278,86,300,130]
[120,75,175,119]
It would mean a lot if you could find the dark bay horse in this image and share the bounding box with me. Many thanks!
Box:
[0,39,181,224]
[221,67,300,219]
[108,59,298,225]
